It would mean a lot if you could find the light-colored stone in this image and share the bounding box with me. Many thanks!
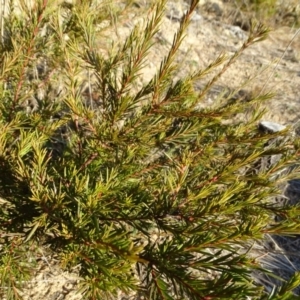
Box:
[259,121,286,133]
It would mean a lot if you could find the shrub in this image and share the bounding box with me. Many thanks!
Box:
[0,0,300,299]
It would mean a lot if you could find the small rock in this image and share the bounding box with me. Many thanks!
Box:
[191,12,203,22]
[259,121,286,133]
[203,1,223,17]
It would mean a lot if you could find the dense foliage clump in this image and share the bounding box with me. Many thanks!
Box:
[0,0,300,299]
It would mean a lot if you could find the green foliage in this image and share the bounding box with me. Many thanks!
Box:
[234,0,300,27]
[249,0,277,18]
[0,0,300,299]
